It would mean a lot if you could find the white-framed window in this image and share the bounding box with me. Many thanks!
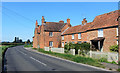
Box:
[98,29,103,37]
[49,32,53,37]
[78,33,81,39]
[117,27,118,36]
[117,40,118,45]
[62,36,64,40]
[49,41,53,47]
[62,42,64,47]
[72,34,74,39]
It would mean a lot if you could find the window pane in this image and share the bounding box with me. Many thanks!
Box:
[49,32,53,36]
[78,33,81,39]
[98,29,103,37]
[72,34,74,39]
[62,42,64,47]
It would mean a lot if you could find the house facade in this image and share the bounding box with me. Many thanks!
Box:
[61,10,119,52]
[33,16,71,49]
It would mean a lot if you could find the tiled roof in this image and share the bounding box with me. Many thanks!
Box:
[44,22,67,32]
[63,10,119,35]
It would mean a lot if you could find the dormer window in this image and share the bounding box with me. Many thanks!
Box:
[49,32,53,37]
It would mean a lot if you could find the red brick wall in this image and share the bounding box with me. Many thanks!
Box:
[61,32,87,47]
[87,30,98,42]
[39,25,45,49]
[87,27,117,52]
[62,27,118,52]
[44,32,61,48]
[103,27,117,52]
[33,28,39,48]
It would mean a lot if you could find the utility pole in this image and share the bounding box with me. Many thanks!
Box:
[118,2,120,64]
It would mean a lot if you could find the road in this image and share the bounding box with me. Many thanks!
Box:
[4,45,113,72]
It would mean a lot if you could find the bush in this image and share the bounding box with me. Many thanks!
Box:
[98,58,107,62]
[80,43,90,51]
[74,43,81,54]
[24,44,32,47]
[109,45,118,52]
[117,68,120,72]
[64,42,75,53]
[118,61,120,65]
[111,61,117,64]
[69,42,75,49]
[64,43,69,53]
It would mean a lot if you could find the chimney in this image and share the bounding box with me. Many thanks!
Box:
[82,18,87,25]
[35,20,38,28]
[41,16,45,24]
[67,18,70,24]
[59,20,64,23]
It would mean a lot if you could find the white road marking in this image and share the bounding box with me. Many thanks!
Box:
[17,50,27,55]
[30,57,47,66]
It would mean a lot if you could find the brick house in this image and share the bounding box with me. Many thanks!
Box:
[61,10,119,52]
[33,16,71,49]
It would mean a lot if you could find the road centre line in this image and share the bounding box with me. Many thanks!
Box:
[17,50,27,55]
[30,57,47,66]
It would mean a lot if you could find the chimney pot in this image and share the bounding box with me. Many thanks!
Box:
[36,20,38,28]
[82,18,87,25]
[41,16,45,24]
[59,20,64,23]
[67,18,70,24]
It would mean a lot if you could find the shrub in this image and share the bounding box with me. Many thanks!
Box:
[69,42,75,49]
[98,58,107,62]
[74,43,81,54]
[117,68,120,72]
[80,43,90,51]
[109,45,118,52]
[118,61,120,65]
[111,61,117,64]
[64,42,75,53]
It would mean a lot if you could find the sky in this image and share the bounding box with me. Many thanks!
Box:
[2,2,118,42]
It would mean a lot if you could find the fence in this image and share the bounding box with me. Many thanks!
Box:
[44,47,64,53]
[89,51,118,63]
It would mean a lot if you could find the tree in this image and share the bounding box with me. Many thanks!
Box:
[27,39,30,44]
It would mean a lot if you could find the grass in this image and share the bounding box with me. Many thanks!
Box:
[117,68,120,72]
[32,48,105,68]
[24,44,32,48]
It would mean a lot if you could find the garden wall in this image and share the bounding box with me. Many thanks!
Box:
[44,47,64,53]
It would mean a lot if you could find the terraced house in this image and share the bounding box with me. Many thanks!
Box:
[61,10,119,52]
[33,16,71,49]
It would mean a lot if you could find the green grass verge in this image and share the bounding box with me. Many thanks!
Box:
[32,48,105,68]
[24,44,32,48]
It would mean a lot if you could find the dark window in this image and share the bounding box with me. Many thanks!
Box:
[49,41,53,47]
[49,32,53,37]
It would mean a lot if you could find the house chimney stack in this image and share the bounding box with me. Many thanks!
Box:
[82,18,87,25]
[67,18,70,24]
[36,20,38,28]
[59,20,64,23]
[41,16,45,24]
